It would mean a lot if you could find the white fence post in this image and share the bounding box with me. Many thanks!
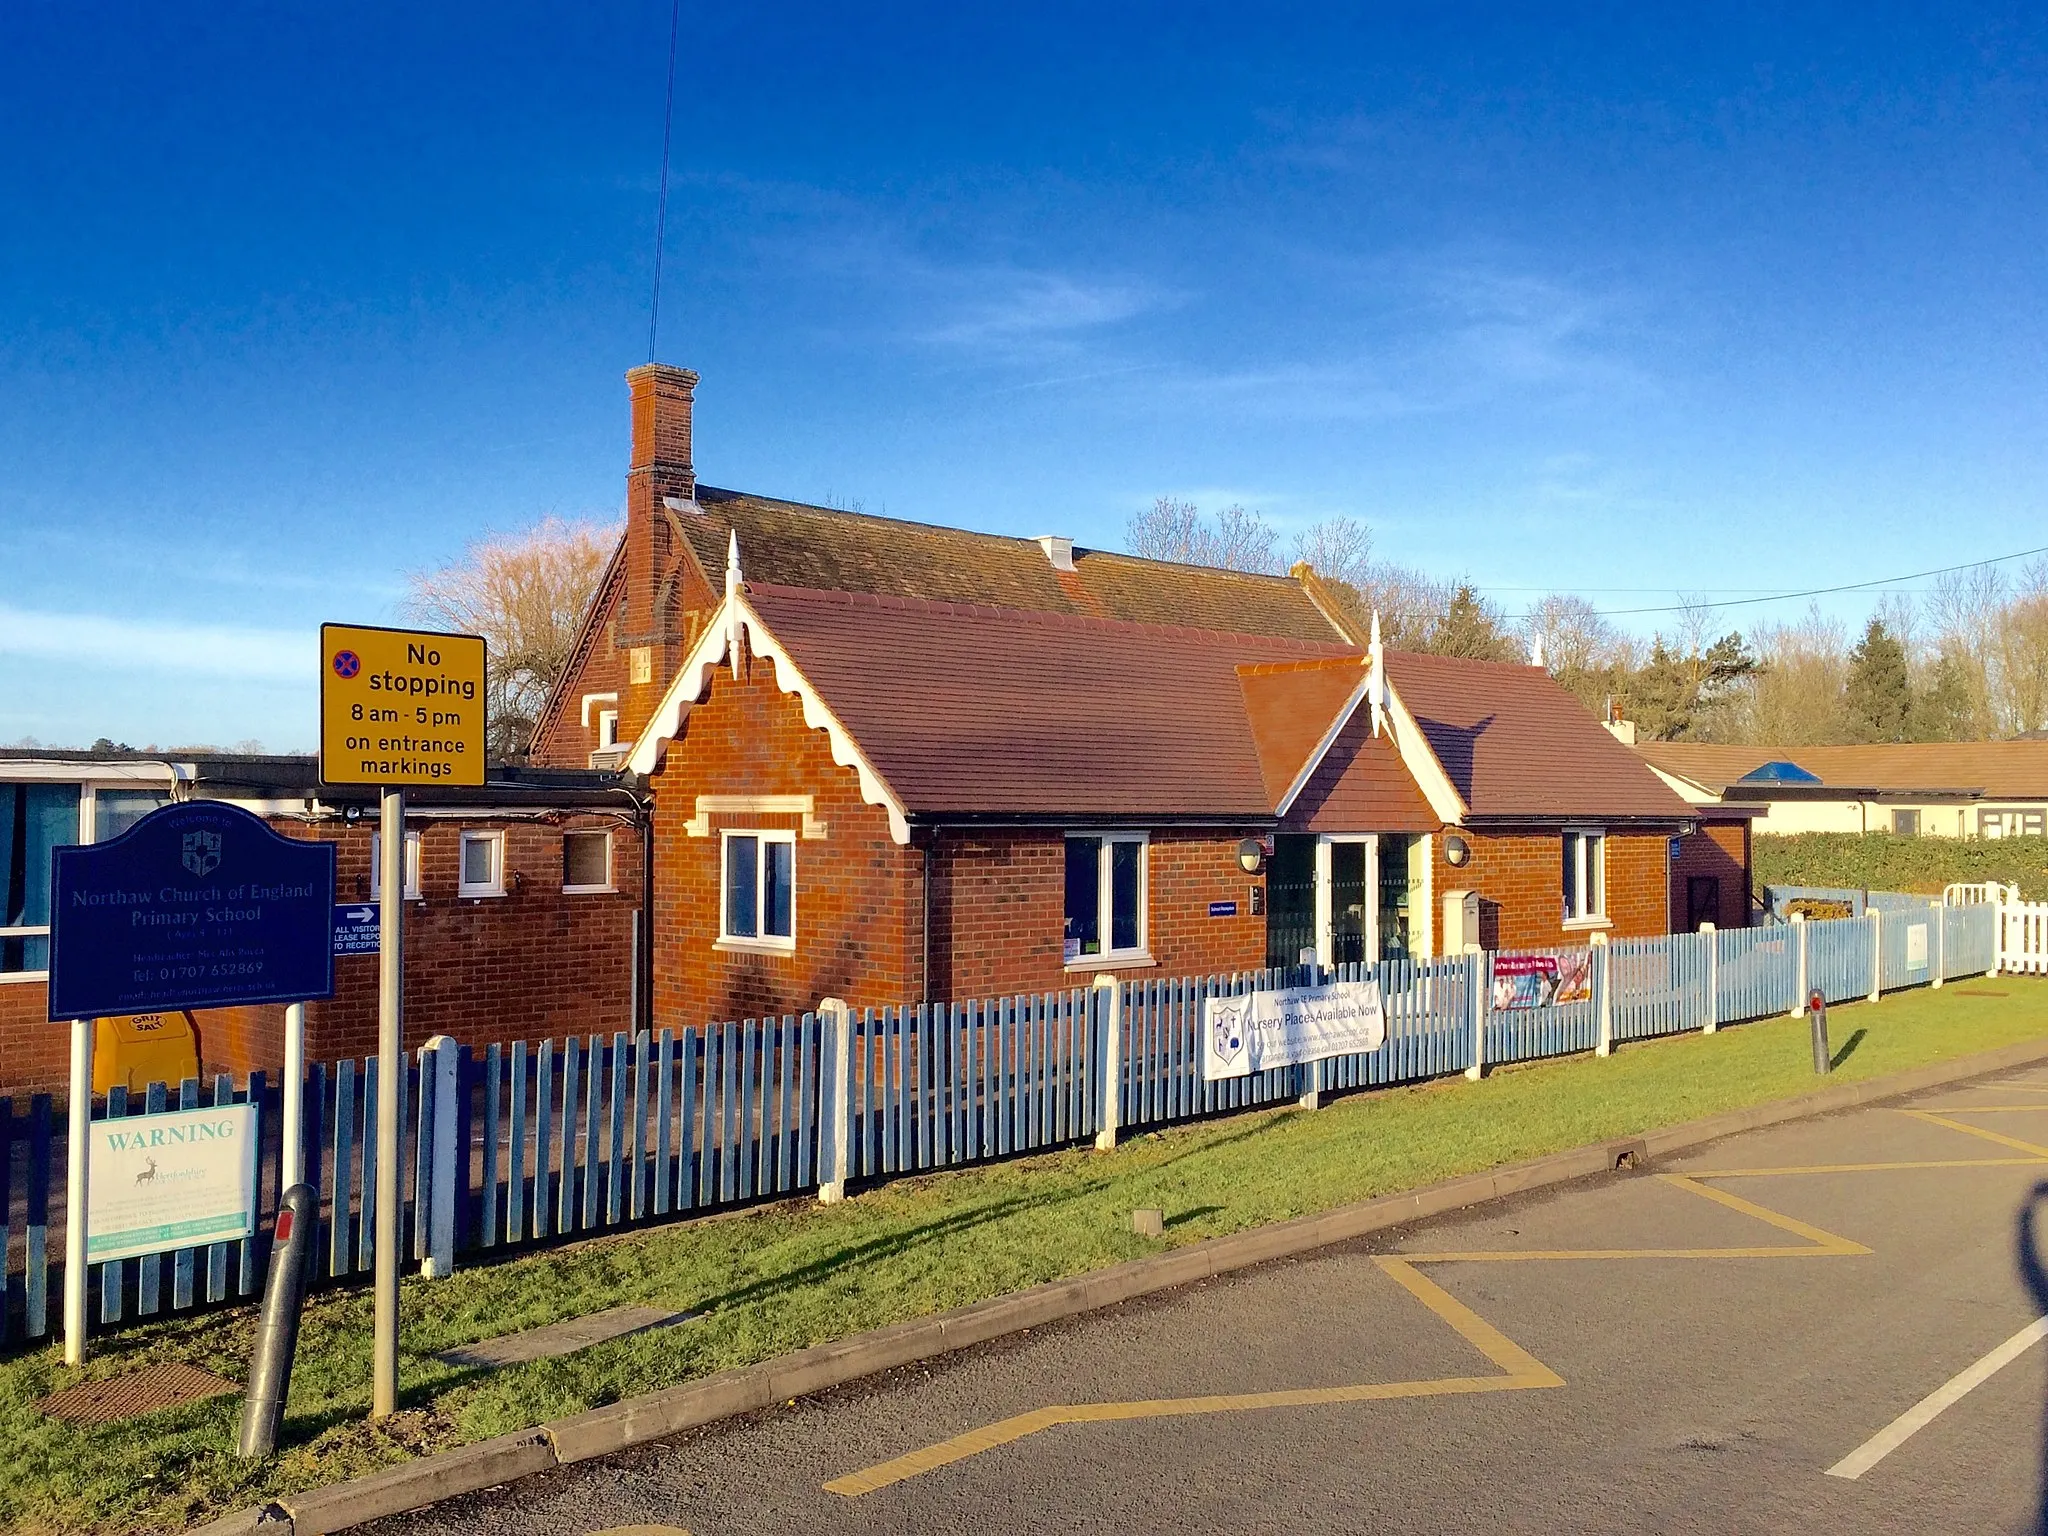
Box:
[1869,909,1883,1003]
[1464,945,1486,1082]
[419,1035,458,1280]
[1791,913,1808,1016]
[1591,932,1612,1057]
[281,1002,307,1192]
[1991,897,2004,977]
[818,998,854,1203]
[1700,924,1717,1034]
[1931,901,1944,989]
[1093,975,1123,1150]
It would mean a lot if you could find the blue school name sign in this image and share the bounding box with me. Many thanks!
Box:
[47,802,336,1021]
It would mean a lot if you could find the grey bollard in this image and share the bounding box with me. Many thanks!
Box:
[238,1183,317,1458]
[1809,990,1830,1074]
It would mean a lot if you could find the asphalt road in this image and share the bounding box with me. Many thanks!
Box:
[375,1065,2048,1535]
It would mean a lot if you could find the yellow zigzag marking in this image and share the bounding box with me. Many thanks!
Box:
[825,1172,1876,1496]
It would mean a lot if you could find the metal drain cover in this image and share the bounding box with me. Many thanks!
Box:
[38,1361,238,1422]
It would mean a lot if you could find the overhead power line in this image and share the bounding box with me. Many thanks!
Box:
[646,0,683,364]
[1578,540,2048,619]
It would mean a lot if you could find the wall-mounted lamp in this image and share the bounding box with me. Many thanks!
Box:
[1443,834,1471,868]
[1236,837,1265,875]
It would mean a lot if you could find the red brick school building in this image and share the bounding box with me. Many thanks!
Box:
[0,364,1749,1092]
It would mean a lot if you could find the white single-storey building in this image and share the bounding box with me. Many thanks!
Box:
[1637,742,2048,839]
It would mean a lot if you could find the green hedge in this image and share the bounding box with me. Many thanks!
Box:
[1753,831,2048,901]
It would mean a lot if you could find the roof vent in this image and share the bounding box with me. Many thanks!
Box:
[1036,535,1076,572]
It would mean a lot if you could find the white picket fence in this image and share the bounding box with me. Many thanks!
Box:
[2001,900,2048,976]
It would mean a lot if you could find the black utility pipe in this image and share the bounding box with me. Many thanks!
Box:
[237,1183,316,1458]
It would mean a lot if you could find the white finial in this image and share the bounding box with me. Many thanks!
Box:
[1368,608,1387,738]
[725,530,743,674]
[1530,634,1545,669]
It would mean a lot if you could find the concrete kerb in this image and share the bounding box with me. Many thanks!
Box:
[192,1033,2048,1536]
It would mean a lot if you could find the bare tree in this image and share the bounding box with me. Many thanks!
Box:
[1126,497,1281,573]
[1727,607,1851,745]
[403,516,618,761]
[1291,516,1374,588]
[1992,560,2048,734]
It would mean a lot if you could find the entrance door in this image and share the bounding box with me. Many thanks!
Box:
[1328,841,1368,966]
[1686,875,1720,932]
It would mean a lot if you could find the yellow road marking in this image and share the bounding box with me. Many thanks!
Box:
[822,1107,2038,1497]
[1698,1158,2048,1177]
[823,1260,1561,1496]
[1902,1110,2048,1158]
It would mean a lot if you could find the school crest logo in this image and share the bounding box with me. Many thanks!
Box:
[181,829,223,879]
[1210,998,1246,1069]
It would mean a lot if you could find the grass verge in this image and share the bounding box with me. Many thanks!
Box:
[5,977,2046,1533]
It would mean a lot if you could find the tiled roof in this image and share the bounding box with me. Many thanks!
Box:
[677,487,1343,643]
[1281,708,1439,834]
[1384,651,1693,821]
[745,585,1357,818]
[1236,658,1365,806]
[1640,742,2048,799]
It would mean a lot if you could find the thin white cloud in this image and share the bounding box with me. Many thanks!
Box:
[0,604,312,681]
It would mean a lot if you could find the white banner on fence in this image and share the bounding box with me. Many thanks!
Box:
[1201,981,1386,1081]
[86,1102,259,1264]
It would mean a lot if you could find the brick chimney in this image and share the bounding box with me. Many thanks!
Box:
[620,364,700,718]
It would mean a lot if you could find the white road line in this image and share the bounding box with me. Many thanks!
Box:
[1826,1316,2048,1481]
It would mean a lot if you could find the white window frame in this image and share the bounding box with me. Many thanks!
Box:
[1562,827,1608,928]
[369,830,424,901]
[458,829,506,899]
[718,828,796,954]
[561,829,615,894]
[3,780,177,983]
[1063,830,1151,970]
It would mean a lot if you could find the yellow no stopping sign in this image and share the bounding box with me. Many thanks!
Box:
[320,623,487,786]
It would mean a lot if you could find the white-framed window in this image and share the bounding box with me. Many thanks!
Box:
[562,830,613,893]
[1562,828,1606,925]
[369,830,424,901]
[1064,832,1149,964]
[719,830,794,951]
[1892,809,1921,837]
[4,783,174,981]
[597,709,620,751]
[458,830,506,898]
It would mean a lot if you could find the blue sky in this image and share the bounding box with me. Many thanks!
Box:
[3,3,2045,750]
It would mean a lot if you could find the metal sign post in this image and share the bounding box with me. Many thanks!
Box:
[318,621,485,1421]
[63,1018,90,1366]
[373,787,404,1417]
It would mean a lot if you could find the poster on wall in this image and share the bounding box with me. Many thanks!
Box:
[1201,980,1386,1081]
[85,1102,259,1264]
[1491,952,1594,1011]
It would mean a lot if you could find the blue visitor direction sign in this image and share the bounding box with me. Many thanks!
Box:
[48,801,337,1021]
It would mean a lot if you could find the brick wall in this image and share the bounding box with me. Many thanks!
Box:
[0,812,639,1095]
[928,828,1267,1000]
[1435,829,1671,950]
[1670,818,1751,931]
[648,644,924,1027]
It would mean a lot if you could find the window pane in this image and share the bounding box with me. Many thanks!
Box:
[1064,838,1101,958]
[1110,839,1142,953]
[563,832,609,889]
[94,789,169,842]
[462,835,496,888]
[764,840,793,938]
[0,932,49,975]
[1587,836,1604,913]
[1,784,79,930]
[1561,835,1578,918]
[726,836,758,938]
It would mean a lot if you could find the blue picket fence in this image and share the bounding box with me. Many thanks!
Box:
[0,898,2004,1351]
